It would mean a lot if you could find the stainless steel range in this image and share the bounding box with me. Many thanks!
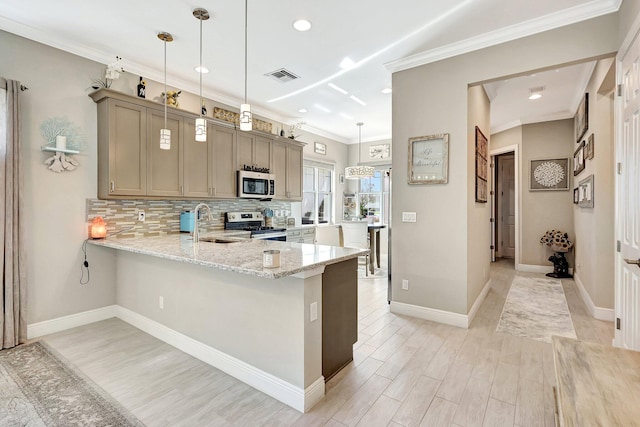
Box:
[224,211,287,241]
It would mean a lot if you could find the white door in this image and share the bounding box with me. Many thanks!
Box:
[616,33,640,350]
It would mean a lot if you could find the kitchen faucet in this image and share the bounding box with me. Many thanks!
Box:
[193,203,213,243]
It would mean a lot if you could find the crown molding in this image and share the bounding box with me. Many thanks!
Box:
[386,0,622,73]
[570,61,597,113]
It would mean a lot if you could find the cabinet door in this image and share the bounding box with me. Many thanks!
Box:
[272,140,288,199]
[105,99,147,196]
[237,132,254,170]
[183,118,212,198]
[147,109,183,197]
[255,135,272,170]
[211,124,237,198]
[287,144,303,200]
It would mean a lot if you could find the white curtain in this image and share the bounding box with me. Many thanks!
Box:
[0,78,27,349]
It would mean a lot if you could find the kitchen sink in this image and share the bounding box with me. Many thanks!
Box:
[199,237,247,244]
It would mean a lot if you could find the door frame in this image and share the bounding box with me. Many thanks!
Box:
[490,144,520,267]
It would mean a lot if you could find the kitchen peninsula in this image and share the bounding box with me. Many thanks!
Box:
[89,233,366,412]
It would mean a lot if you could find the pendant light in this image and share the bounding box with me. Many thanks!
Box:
[194,8,209,142]
[240,0,252,131]
[345,122,375,179]
[158,32,173,150]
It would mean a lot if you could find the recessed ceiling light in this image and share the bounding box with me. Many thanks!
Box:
[528,86,545,100]
[293,19,311,32]
[349,95,367,106]
[529,93,542,100]
[298,108,308,113]
[339,57,356,69]
[314,104,331,113]
[195,66,209,73]
[328,83,348,94]
[381,88,392,94]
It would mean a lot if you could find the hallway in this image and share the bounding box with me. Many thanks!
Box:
[40,260,613,426]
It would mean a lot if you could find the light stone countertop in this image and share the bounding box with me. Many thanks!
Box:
[88,233,367,279]
[552,336,640,426]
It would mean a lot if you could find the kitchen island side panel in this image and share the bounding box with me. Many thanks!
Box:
[114,250,321,389]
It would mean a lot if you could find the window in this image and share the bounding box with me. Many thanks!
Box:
[359,170,390,224]
[302,163,334,224]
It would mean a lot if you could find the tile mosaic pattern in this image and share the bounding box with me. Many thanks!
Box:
[86,199,293,239]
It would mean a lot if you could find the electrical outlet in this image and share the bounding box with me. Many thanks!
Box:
[402,279,409,290]
[138,211,145,222]
[159,296,164,309]
[310,301,318,322]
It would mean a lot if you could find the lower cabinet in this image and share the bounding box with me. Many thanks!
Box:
[287,227,315,243]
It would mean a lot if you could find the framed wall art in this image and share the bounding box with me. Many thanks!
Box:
[529,158,569,191]
[574,93,589,143]
[573,141,585,176]
[369,143,390,159]
[573,187,579,204]
[314,141,326,155]
[578,174,594,208]
[586,133,594,160]
[408,133,449,184]
[475,126,488,203]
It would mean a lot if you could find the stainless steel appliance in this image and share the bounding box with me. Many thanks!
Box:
[224,211,287,241]
[237,169,276,199]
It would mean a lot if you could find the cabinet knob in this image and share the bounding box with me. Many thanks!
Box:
[180,185,184,195]
[212,187,217,196]
[110,181,115,192]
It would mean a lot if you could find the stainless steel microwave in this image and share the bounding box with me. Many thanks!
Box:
[237,170,276,199]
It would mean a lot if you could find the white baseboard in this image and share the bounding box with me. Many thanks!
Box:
[390,301,468,329]
[114,306,321,413]
[467,279,492,326]
[27,305,118,339]
[573,273,615,322]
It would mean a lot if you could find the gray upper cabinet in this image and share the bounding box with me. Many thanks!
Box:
[147,108,184,197]
[237,132,271,171]
[273,139,303,201]
[95,97,147,198]
[90,89,302,201]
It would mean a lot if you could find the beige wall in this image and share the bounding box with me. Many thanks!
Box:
[573,58,616,310]
[467,85,491,309]
[0,31,118,323]
[392,13,619,315]
[521,120,575,266]
[620,0,640,44]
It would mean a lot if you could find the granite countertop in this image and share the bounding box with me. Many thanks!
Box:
[552,336,640,426]
[88,233,367,279]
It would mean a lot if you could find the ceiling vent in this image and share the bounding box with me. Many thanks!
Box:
[265,68,300,83]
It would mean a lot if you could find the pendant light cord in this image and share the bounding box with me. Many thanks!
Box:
[358,122,363,165]
[199,15,203,116]
[244,0,248,104]
[163,38,167,129]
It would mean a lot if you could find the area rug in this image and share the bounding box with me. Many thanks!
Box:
[495,276,577,343]
[0,341,144,427]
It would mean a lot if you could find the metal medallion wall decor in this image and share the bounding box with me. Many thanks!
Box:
[529,158,569,191]
[475,126,488,202]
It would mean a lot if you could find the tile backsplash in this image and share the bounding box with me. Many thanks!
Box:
[86,198,294,239]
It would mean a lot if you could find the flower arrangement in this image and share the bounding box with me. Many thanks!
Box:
[92,56,124,89]
[540,229,573,253]
[288,121,306,139]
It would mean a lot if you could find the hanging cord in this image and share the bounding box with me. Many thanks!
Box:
[80,226,135,285]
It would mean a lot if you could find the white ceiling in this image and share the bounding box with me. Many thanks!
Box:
[0,0,620,142]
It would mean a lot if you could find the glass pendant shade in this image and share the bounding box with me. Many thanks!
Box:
[345,165,375,179]
[195,118,207,142]
[240,103,252,131]
[345,121,373,179]
[160,128,171,150]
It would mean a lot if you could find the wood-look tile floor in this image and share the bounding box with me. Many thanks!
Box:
[41,258,613,427]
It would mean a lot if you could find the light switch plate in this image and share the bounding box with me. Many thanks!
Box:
[402,212,417,222]
[310,301,318,322]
